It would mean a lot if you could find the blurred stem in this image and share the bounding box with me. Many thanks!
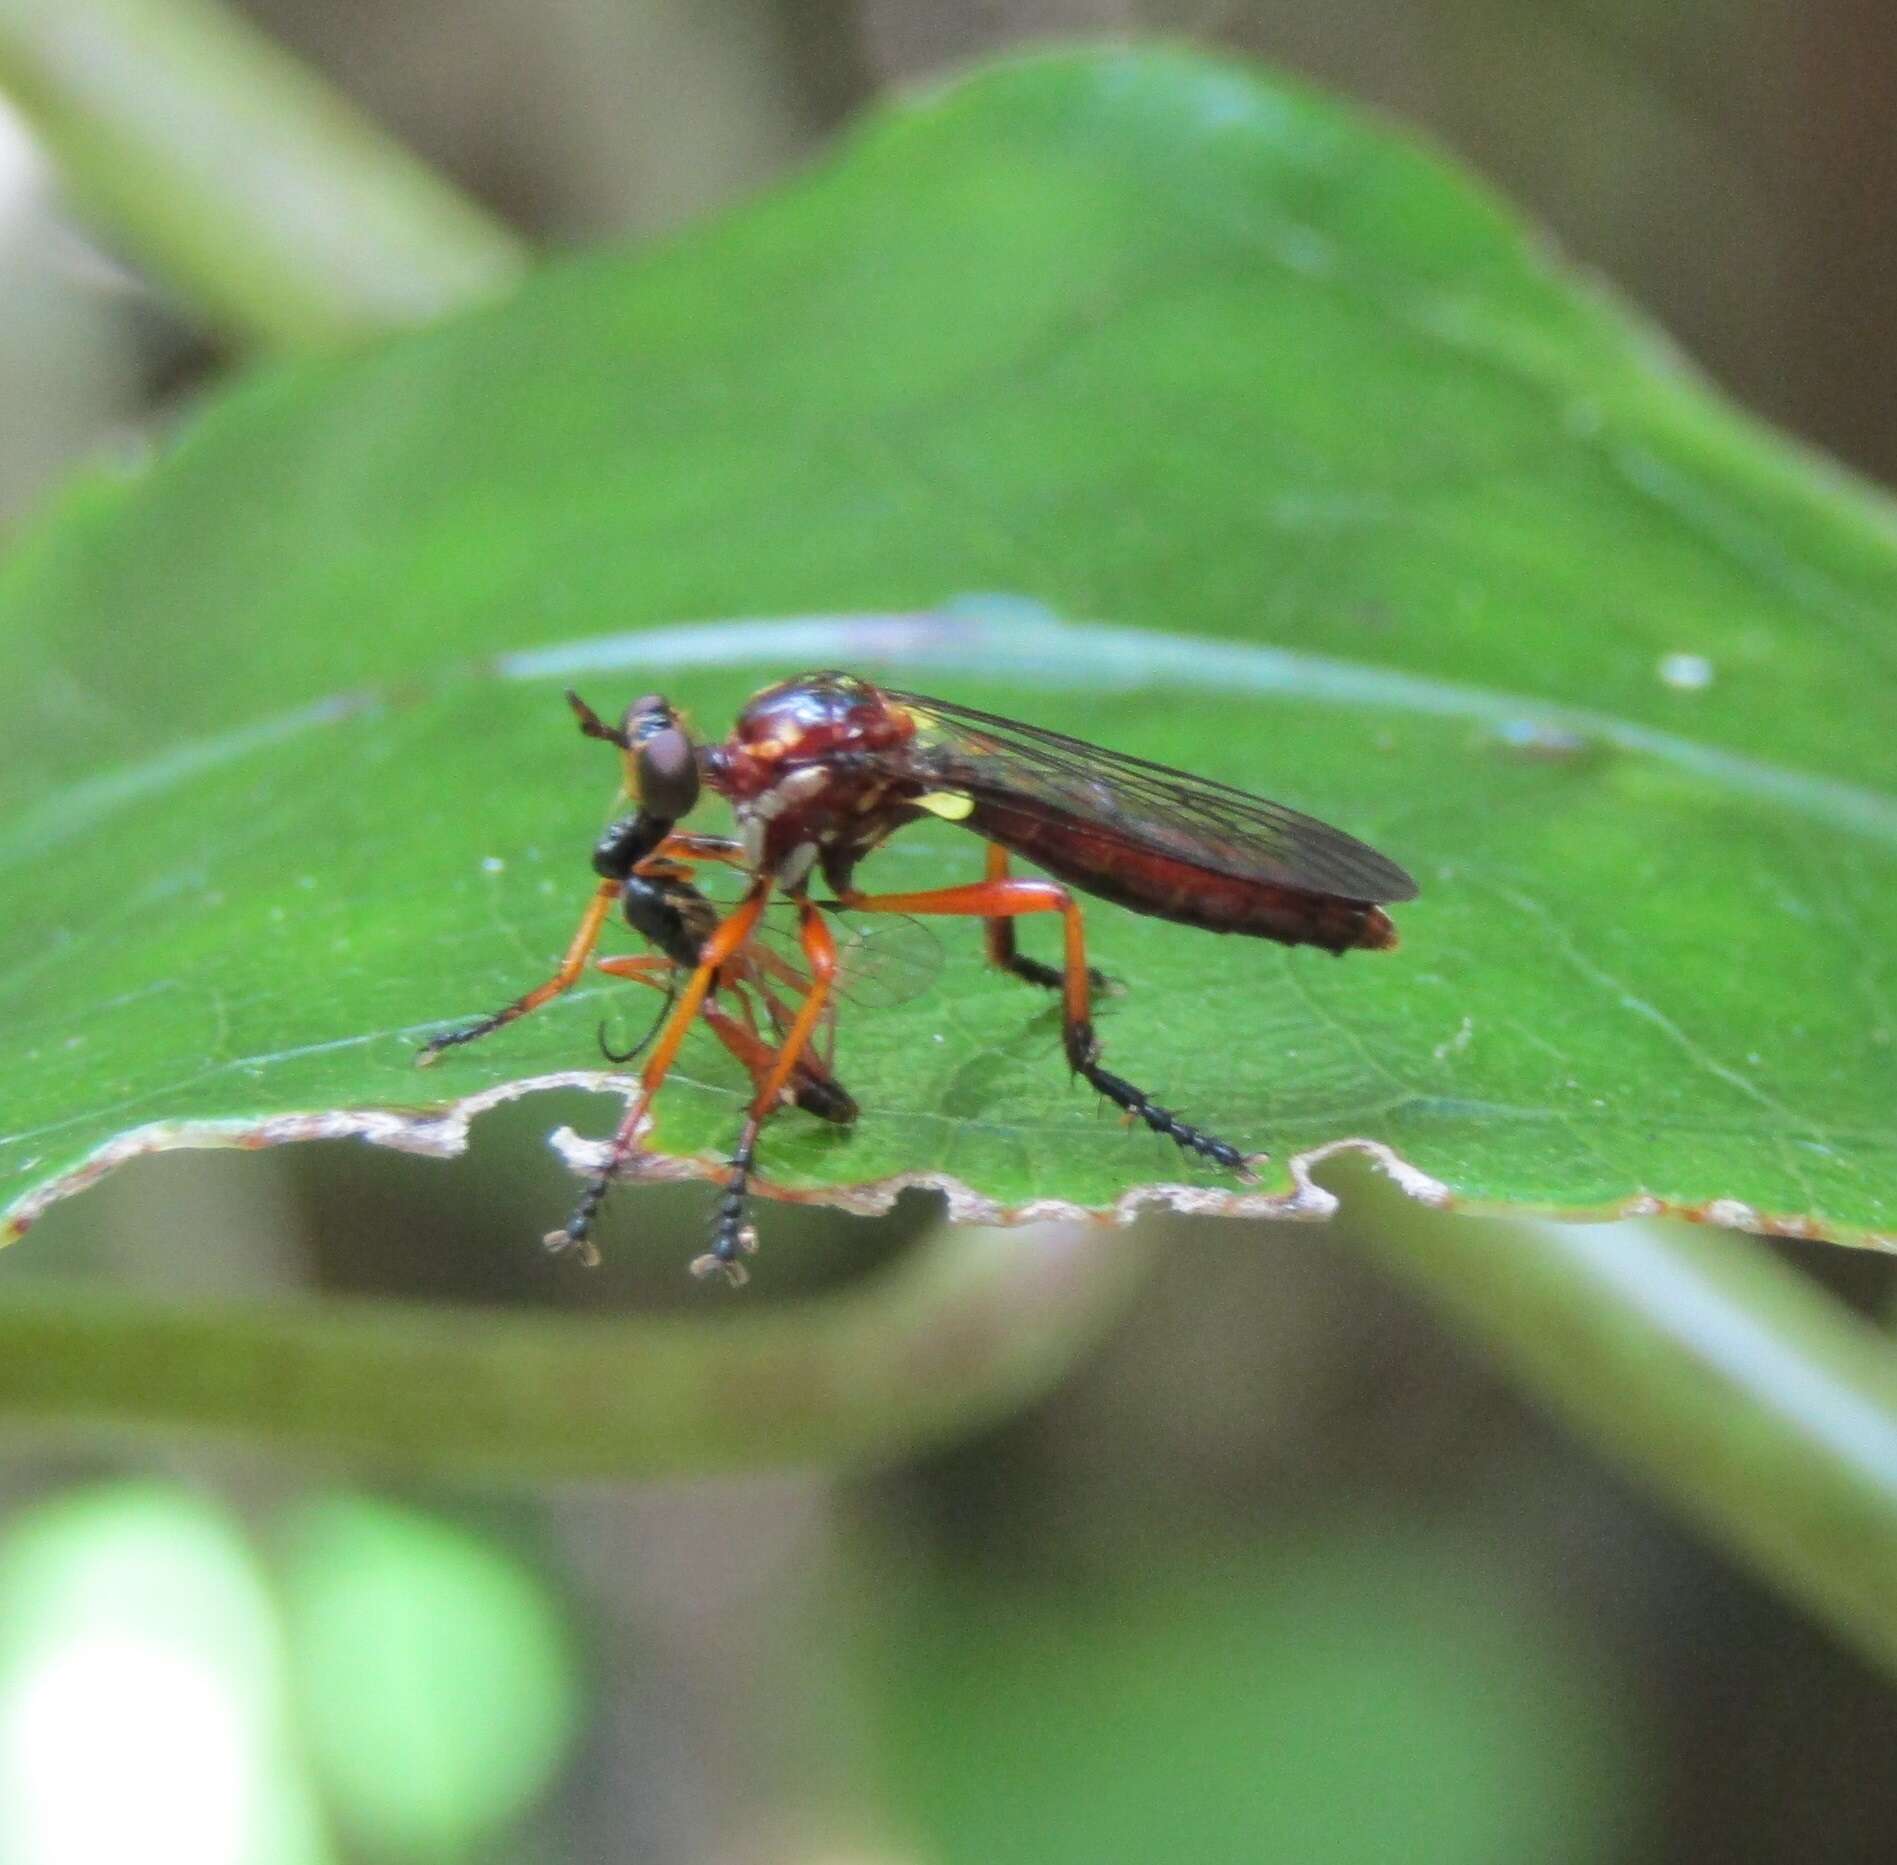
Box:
[1339,1168,1897,1675]
[0,1221,1154,1477]
[0,0,528,346]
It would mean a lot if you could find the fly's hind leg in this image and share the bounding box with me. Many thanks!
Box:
[980,845,1115,997]
[844,875,1255,1176]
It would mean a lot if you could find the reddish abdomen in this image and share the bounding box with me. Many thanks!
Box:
[969,801,1397,954]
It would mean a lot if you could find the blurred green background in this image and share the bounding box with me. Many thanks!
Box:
[2,3,1895,1860]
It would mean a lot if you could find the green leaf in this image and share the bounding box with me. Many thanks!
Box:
[2,47,1891,1250]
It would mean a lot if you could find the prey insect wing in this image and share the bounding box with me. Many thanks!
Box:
[593,897,939,1079]
[688,871,945,1012]
[775,906,942,1010]
[877,688,1418,904]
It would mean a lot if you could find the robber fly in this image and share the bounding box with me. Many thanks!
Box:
[418,671,1417,1284]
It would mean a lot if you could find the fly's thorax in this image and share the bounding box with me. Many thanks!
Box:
[737,763,834,879]
[707,670,913,800]
[735,759,926,887]
[706,673,927,887]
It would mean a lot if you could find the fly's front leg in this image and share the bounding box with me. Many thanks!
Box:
[693,899,839,1287]
[842,877,1255,1175]
[416,880,617,1065]
[551,879,773,1265]
[980,844,1114,997]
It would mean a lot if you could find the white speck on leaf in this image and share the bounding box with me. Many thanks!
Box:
[1658,652,1714,690]
[482,856,506,874]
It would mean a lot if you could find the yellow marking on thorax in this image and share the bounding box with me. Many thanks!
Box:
[916,791,974,821]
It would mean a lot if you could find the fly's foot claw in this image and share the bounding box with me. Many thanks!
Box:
[543,1227,603,1269]
[690,1247,751,1288]
[691,1197,758,1286]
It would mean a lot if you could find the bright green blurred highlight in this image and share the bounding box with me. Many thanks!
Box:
[0,1483,327,1865]
[281,1494,580,1854]
[872,1530,1635,1865]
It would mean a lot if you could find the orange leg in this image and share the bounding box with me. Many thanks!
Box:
[549,879,773,1264]
[723,956,840,1098]
[596,957,856,1128]
[840,877,1252,1176]
[650,831,744,866]
[981,844,1113,996]
[625,927,827,1080]
[694,899,840,1285]
[416,880,617,1065]
[716,990,855,1127]
[843,876,1093,1025]
[594,954,673,986]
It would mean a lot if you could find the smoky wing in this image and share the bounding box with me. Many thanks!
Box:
[878,688,1419,904]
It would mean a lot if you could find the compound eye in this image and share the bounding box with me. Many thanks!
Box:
[618,694,669,745]
[636,722,700,819]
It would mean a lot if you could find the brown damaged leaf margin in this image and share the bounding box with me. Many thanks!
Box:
[5,1073,1892,1255]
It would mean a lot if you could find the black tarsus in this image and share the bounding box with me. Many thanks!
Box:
[1061,1020,1252,1174]
[984,907,1114,996]
[998,951,1116,995]
[547,1175,610,1269]
[1001,952,1066,991]
[692,1129,760,1287]
[418,1014,506,1059]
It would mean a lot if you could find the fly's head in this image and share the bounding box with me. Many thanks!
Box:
[566,689,702,822]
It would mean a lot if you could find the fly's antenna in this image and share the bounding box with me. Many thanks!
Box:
[566,689,629,750]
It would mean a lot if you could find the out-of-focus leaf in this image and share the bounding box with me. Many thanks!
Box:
[869,1539,1633,1865]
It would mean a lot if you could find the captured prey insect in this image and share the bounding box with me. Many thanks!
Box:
[595,860,941,1097]
[417,671,1417,1284]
